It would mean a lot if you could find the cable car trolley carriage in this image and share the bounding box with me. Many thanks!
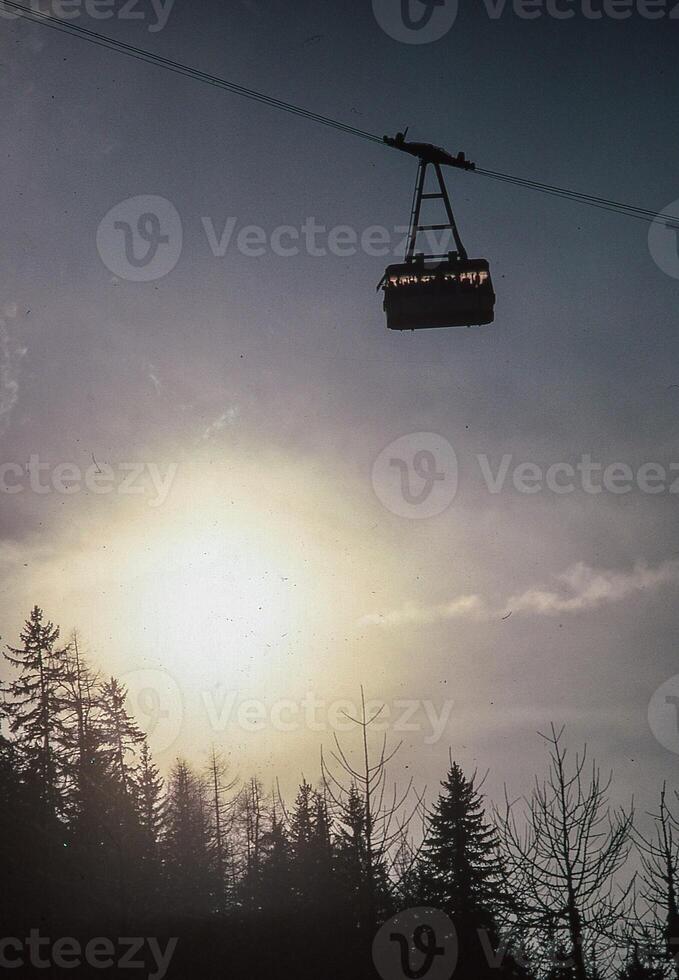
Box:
[380,132,496,331]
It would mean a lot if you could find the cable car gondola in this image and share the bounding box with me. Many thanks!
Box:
[380,133,495,331]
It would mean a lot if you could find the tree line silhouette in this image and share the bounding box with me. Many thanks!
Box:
[0,606,676,979]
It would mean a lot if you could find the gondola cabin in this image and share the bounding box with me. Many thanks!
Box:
[380,133,496,331]
[383,254,495,330]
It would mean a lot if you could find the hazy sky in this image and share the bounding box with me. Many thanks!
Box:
[1,0,678,806]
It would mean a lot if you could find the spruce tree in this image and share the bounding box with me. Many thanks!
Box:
[99,677,145,796]
[164,759,215,915]
[291,780,315,851]
[335,782,367,911]
[58,642,124,928]
[310,790,335,899]
[419,762,504,979]
[135,739,165,847]
[133,739,166,913]
[59,634,106,833]
[287,781,335,911]
[290,779,315,905]
[259,807,292,911]
[421,763,501,920]
[3,606,69,815]
[2,607,72,932]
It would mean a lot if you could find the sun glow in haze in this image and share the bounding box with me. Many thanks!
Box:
[2,449,388,708]
[127,515,312,690]
[0,444,482,779]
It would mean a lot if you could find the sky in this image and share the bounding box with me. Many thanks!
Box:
[1,0,678,809]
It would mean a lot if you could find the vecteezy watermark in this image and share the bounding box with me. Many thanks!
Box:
[372,0,679,42]
[373,908,458,980]
[372,437,679,519]
[0,0,176,32]
[200,216,419,259]
[477,0,679,20]
[373,912,590,979]
[475,454,679,496]
[96,196,462,283]
[0,933,177,977]
[120,676,454,754]
[121,668,184,754]
[0,456,178,507]
[372,433,459,519]
[648,198,679,280]
[202,691,454,745]
[372,0,459,44]
[648,675,679,754]
[97,196,183,282]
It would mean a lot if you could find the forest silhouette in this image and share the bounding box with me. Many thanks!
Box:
[0,606,676,979]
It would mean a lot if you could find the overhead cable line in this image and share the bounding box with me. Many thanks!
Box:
[4,0,677,226]
[1,0,384,144]
[473,168,669,222]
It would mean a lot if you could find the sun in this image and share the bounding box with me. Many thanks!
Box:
[5,447,389,721]
[131,519,308,688]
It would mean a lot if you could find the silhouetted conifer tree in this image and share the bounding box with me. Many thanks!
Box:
[334,782,367,917]
[58,637,126,927]
[417,761,504,979]
[239,777,266,910]
[258,806,292,910]
[3,606,68,815]
[99,677,144,795]
[290,780,327,905]
[164,759,215,915]
[3,607,70,928]
[59,632,103,827]
[205,747,238,910]
[132,739,166,914]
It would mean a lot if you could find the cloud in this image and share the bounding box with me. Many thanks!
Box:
[506,560,679,616]
[359,594,488,627]
[361,559,679,628]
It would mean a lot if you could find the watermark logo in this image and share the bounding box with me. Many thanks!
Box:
[0,0,176,33]
[201,692,454,744]
[372,440,679,515]
[373,0,679,36]
[648,674,679,754]
[372,0,459,43]
[97,195,182,282]
[96,205,461,276]
[372,433,458,519]
[0,456,177,507]
[373,908,458,980]
[0,933,177,977]
[121,668,184,754]
[648,198,679,280]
